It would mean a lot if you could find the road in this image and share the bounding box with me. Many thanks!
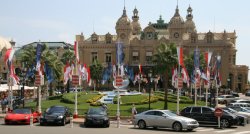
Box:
[1,119,250,134]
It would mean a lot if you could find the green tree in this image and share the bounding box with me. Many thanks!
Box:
[89,60,103,91]
[153,43,178,109]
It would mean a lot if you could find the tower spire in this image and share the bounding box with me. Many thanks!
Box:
[122,0,127,17]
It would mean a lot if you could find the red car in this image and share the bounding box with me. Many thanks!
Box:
[5,108,39,125]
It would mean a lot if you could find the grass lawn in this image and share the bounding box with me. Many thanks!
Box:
[26,92,206,116]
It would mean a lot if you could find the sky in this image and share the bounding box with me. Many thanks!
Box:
[0,0,249,78]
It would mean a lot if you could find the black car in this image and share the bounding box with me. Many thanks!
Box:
[180,106,238,128]
[84,107,110,127]
[40,106,72,126]
[222,107,247,126]
[245,90,250,96]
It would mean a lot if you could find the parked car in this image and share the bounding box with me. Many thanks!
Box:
[222,107,248,125]
[217,95,238,105]
[134,110,199,132]
[231,99,250,104]
[231,92,239,97]
[84,107,110,127]
[40,106,72,126]
[223,107,250,124]
[245,90,250,96]
[227,103,250,107]
[5,108,39,125]
[180,106,238,128]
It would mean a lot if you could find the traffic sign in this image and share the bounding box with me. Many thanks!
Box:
[178,77,183,89]
[115,76,123,87]
[214,107,223,117]
[72,75,80,86]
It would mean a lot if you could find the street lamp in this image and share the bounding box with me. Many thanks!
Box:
[148,70,152,110]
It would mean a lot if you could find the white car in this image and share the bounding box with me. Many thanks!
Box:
[134,110,199,131]
[231,99,250,104]
[224,107,250,124]
[217,95,239,104]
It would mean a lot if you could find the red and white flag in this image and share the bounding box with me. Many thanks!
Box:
[181,67,190,87]
[177,47,184,67]
[10,64,20,85]
[133,74,140,85]
[74,41,80,64]
[204,51,212,66]
[63,62,72,85]
[138,64,142,74]
[4,47,15,67]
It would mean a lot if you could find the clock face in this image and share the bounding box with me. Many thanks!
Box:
[147,32,153,40]
[174,32,179,38]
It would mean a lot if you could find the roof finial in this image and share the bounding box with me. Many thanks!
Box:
[177,0,179,9]
[122,0,127,17]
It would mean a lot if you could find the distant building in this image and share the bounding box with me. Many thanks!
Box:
[76,5,248,92]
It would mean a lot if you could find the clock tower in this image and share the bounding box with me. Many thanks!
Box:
[168,5,185,42]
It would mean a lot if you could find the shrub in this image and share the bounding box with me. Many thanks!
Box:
[48,95,62,100]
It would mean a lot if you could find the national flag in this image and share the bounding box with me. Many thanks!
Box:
[112,64,116,78]
[4,48,15,67]
[120,65,125,76]
[204,51,212,66]
[133,74,140,85]
[194,48,200,69]
[63,62,72,85]
[215,71,221,87]
[139,64,142,74]
[116,42,124,65]
[172,67,178,87]
[177,47,184,67]
[181,67,190,87]
[44,62,53,84]
[36,43,42,75]
[200,70,208,81]
[87,67,91,83]
[9,64,20,85]
[74,41,80,64]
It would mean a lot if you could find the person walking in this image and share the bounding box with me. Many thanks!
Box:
[131,104,137,127]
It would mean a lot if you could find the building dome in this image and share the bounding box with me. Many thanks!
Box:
[169,6,185,29]
[185,20,196,33]
[0,36,12,51]
[115,7,132,30]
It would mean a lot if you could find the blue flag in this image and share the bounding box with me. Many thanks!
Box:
[116,42,124,65]
[44,62,53,83]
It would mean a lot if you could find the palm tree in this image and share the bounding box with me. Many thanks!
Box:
[153,43,178,109]
[89,60,103,91]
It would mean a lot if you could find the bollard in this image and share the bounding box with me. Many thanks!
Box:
[30,115,33,126]
[70,116,73,128]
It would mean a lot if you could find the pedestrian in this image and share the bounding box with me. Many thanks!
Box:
[131,103,137,127]
[1,96,8,113]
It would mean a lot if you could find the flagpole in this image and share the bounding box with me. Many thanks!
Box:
[205,86,208,106]
[74,41,79,118]
[195,81,197,106]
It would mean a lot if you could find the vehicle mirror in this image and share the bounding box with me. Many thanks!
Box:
[162,114,168,118]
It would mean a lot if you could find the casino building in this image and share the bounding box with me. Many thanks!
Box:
[75,5,248,92]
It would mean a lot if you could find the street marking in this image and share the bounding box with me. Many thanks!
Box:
[214,129,236,133]
[232,131,250,134]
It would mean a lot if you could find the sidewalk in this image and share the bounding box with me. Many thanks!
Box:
[0,113,132,125]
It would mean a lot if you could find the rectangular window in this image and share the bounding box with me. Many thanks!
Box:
[132,52,139,62]
[146,52,153,63]
[92,52,98,62]
[105,53,111,63]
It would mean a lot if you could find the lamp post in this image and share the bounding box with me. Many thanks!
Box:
[148,70,152,110]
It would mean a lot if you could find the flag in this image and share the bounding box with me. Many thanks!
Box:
[215,71,221,87]
[44,62,53,84]
[181,67,190,87]
[200,70,208,81]
[133,74,140,85]
[74,41,80,64]
[36,43,42,75]
[9,64,20,85]
[120,65,125,76]
[4,48,15,67]
[177,47,184,67]
[204,51,212,66]
[139,64,142,74]
[116,42,124,65]
[87,67,91,83]
[112,64,116,78]
[172,67,178,87]
[194,48,200,69]
[63,62,72,85]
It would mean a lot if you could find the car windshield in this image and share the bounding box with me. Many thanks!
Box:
[12,109,31,114]
[47,107,65,113]
[242,107,250,112]
[88,108,106,115]
[227,108,237,113]
[163,110,177,117]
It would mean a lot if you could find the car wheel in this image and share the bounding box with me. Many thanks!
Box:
[61,118,66,126]
[187,129,193,132]
[138,120,146,129]
[172,122,182,131]
[221,119,230,128]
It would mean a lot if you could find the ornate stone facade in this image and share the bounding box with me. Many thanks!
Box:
[76,6,248,92]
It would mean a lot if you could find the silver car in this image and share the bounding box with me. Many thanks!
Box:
[134,110,199,131]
